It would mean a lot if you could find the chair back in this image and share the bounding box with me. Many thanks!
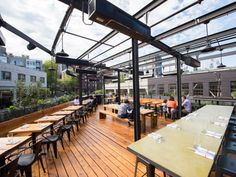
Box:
[0,157,19,177]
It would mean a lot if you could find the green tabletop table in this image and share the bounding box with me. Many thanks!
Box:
[128,105,233,177]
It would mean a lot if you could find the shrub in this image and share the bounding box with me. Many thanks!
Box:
[7,105,17,112]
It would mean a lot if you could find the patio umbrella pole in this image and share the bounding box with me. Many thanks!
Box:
[132,39,141,141]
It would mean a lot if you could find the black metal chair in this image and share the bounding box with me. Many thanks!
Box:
[222,141,236,155]
[216,155,236,177]
[17,141,46,177]
[0,156,20,177]
[60,120,75,142]
[67,113,81,131]
[41,126,65,158]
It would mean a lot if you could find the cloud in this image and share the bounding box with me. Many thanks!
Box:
[0,0,235,68]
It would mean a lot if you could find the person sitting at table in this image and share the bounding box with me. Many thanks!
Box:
[73,96,80,105]
[114,94,119,103]
[182,95,192,116]
[118,100,130,118]
[167,96,177,119]
[161,99,168,117]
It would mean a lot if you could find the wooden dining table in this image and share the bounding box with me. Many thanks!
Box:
[0,136,31,166]
[51,110,74,116]
[128,105,234,177]
[9,123,52,150]
[62,105,83,111]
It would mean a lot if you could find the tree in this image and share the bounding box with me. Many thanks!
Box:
[43,59,58,96]
[57,70,78,94]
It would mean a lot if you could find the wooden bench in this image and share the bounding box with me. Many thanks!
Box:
[99,110,134,126]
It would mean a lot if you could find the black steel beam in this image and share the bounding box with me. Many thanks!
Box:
[0,30,5,46]
[75,68,97,74]
[112,28,236,68]
[51,4,74,53]
[97,2,236,64]
[132,39,141,141]
[88,0,201,62]
[0,16,52,55]
[103,75,118,79]
[176,57,182,119]
[78,73,83,105]
[78,0,166,59]
[55,55,93,66]
[117,71,121,104]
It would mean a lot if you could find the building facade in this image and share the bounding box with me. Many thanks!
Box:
[105,68,236,99]
[0,46,46,108]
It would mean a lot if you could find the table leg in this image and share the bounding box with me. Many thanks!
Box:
[50,124,54,135]
[32,133,36,152]
[0,156,5,166]
[147,164,155,177]
[141,115,146,133]
[151,113,157,128]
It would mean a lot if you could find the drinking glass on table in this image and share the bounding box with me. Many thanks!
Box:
[7,133,14,144]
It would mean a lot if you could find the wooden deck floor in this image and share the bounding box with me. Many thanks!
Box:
[32,106,173,177]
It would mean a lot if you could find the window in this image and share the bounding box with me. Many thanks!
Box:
[1,71,11,80]
[157,84,164,95]
[231,81,236,93]
[168,84,176,95]
[193,82,203,96]
[30,75,36,82]
[182,83,189,95]
[18,74,26,82]
[40,77,45,83]
[209,82,218,97]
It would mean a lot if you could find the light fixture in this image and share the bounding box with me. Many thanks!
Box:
[201,21,216,53]
[27,42,36,50]
[56,32,69,57]
[217,49,226,68]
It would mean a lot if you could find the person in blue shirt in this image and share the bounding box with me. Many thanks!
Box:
[118,100,130,118]
[182,95,192,115]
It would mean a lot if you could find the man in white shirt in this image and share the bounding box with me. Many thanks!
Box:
[182,95,192,115]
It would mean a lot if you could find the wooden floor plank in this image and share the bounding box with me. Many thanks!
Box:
[30,105,171,177]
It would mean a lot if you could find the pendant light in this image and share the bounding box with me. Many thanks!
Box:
[56,32,69,57]
[201,21,216,53]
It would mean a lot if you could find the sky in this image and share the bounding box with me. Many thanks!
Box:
[0,0,235,68]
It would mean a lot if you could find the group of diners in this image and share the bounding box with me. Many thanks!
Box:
[161,95,192,119]
[115,95,192,122]
[0,97,97,177]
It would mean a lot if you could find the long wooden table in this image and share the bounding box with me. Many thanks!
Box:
[103,104,156,132]
[128,105,233,177]
[0,136,31,165]
[9,123,52,149]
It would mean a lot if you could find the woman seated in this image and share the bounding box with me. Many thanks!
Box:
[73,96,80,105]
[118,100,130,118]
[167,96,177,120]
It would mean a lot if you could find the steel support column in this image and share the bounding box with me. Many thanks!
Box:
[86,74,89,96]
[78,73,83,105]
[132,39,141,141]
[176,57,182,119]
[103,76,106,104]
[117,71,121,104]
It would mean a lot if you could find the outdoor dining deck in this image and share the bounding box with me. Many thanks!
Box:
[29,105,171,177]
